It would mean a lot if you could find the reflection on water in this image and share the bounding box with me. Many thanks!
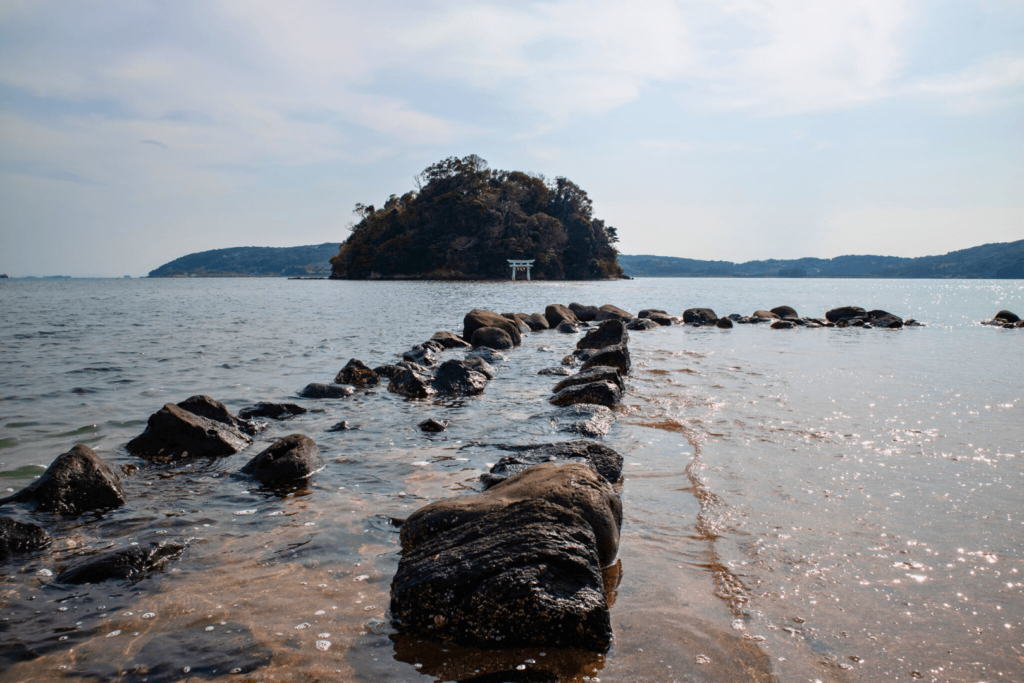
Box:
[1,277,1022,682]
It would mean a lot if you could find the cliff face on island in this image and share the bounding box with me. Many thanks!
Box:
[329,155,624,280]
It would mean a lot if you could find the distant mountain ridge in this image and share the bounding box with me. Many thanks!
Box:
[619,239,1024,279]
[148,243,339,278]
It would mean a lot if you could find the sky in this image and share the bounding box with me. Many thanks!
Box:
[0,0,1022,277]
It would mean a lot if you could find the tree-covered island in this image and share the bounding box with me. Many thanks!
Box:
[329,155,625,280]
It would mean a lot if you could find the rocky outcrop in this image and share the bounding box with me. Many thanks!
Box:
[595,304,634,321]
[57,540,185,584]
[177,395,258,436]
[127,404,252,461]
[402,347,438,367]
[388,364,436,399]
[463,309,522,346]
[241,434,323,485]
[545,304,580,328]
[716,317,733,329]
[390,463,621,651]
[770,306,798,319]
[576,319,628,351]
[549,381,621,408]
[431,331,471,349]
[553,366,624,393]
[0,517,52,558]
[373,364,404,380]
[569,303,600,322]
[867,310,903,328]
[334,359,380,387]
[389,358,490,399]
[481,441,623,488]
[626,318,660,331]
[433,359,488,396]
[462,356,496,379]
[580,343,630,375]
[683,308,718,325]
[826,306,866,323]
[238,402,307,420]
[0,445,125,515]
[298,383,355,399]
[517,313,550,331]
[471,326,514,350]
[419,419,449,432]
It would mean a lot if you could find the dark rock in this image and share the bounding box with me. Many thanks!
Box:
[994,310,1020,323]
[414,339,446,354]
[334,359,380,387]
[569,303,600,321]
[402,346,438,367]
[538,366,573,376]
[544,304,580,328]
[419,419,449,432]
[0,445,126,515]
[752,310,779,320]
[391,463,621,650]
[238,402,307,420]
[471,326,514,350]
[867,310,904,328]
[683,308,718,325]
[327,421,356,431]
[298,383,354,399]
[466,347,505,364]
[555,320,579,334]
[638,309,673,325]
[517,313,550,331]
[481,441,623,488]
[576,320,628,351]
[580,343,630,375]
[501,313,531,334]
[770,306,799,319]
[0,517,52,558]
[734,316,754,324]
[553,366,624,393]
[373,364,404,379]
[431,331,471,349]
[904,319,923,327]
[463,309,522,346]
[638,308,667,318]
[595,304,634,321]
[389,365,436,399]
[549,381,621,408]
[728,313,742,321]
[127,404,252,461]
[850,319,865,327]
[241,434,323,485]
[177,395,257,436]
[716,317,734,329]
[826,306,867,323]
[553,404,616,438]
[626,318,660,331]
[57,541,185,584]
[433,359,488,396]
[771,320,795,329]
[462,356,497,379]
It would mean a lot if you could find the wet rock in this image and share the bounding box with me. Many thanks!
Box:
[471,326,514,350]
[389,365,436,399]
[0,444,125,515]
[466,347,505,364]
[419,419,449,432]
[402,346,438,367]
[752,310,779,320]
[334,359,380,387]
[577,319,628,350]
[433,359,488,396]
[463,309,522,346]
[826,306,866,323]
[127,404,252,461]
[391,463,621,650]
[580,343,630,375]
[482,441,623,488]
[569,303,600,321]
[867,310,904,329]
[553,404,616,438]
[595,304,634,321]
[638,309,673,325]
[716,317,733,329]
[462,356,497,380]
[771,320,795,329]
[770,306,799,319]
[626,318,660,331]
[327,420,356,431]
[553,365,624,393]
[728,313,742,321]
[57,540,185,584]
[177,395,258,436]
[550,380,621,408]
[903,319,923,327]
[241,434,323,485]
[373,364,405,379]
[538,366,573,376]
[501,313,531,334]
[238,402,307,420]
[544,304,580,329]
[994,310,1020,323]
[431,331,471,349]
[415,339,446,354]
[517,313,550,331]
[555,320,579,334]
[683,308,718,325]
[298,382,355,399]
[0,517,52,558]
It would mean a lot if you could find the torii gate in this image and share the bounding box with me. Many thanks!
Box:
[508,259,534,280]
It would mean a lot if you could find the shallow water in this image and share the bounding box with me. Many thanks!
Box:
[1,277,1022,682]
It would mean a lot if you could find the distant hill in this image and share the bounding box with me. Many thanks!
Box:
[148,243,339,278]
[619,239,1024,279]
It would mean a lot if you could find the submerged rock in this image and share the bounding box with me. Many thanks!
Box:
[238,402,307,420]
[128,404,252,461]
[538,366,573,376]
[463,309,522,346]
[580,343,630,375]
[471,326,514,350]
[481,441,623,488]
[683,308,718,325]
[57,540,185,584]
[433,359,488,396]
[552,365,624,393]
[402,347,438,367]
[0,517,52,558]
[431,331,471,349]
[577,319,628,350]
[334,359,380,387]
[326,420,356,432]
[462,356,497,379]
[419,418,449,432]
[391,463,621,651]
[555,320,580,334]
[716,317,733,329]
[298,383,355,399]
[771,320,795,329]
[0,444,126,515]
[549,380,621,408]
[626,318,660,331]
[241,434,324,485]
[552,404,616,438]
[177,395,258,436]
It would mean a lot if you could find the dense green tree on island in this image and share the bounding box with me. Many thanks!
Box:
[329,155,624,280]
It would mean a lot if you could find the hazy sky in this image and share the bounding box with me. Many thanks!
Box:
[1,0,1022,276]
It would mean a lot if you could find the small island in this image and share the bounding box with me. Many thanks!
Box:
[329,155,625,280]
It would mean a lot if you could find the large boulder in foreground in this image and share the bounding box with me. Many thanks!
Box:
[577,319,628,350]
[334,359,380,387]
[128,403,252,461]
[241,434,323,485]
[471,326,514,350]
[57,540,185,584]
[550,381,621,408]
[581,343,630,375]
[683,308,718,325]
[177,395,258,435]
[391,463,621,651]
[463,309,522,346]
[0,517,52,558]
[825,306,866,322]
[481,441,623,488]
[0,444,125,515]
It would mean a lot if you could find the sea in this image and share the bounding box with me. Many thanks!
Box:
[0,277,1022,683]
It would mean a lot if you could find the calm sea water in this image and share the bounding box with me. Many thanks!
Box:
[1,277,1022,683]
